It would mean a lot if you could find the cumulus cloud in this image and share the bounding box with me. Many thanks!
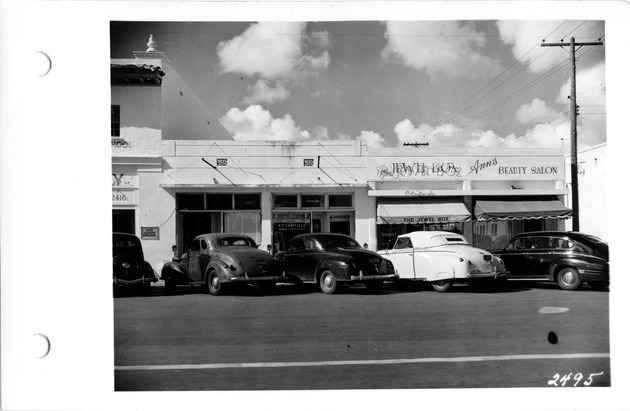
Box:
[382,21,502,80]
[394,118,461,146]
[393,118,565,149]
[219,105,310,142]
[358,131,385,148]
[497,20,603,74]
[217,22,330,81]
[241,80,290,104]
[516,98,560,125]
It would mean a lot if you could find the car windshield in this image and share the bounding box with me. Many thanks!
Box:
[217,236,256,248]
[320,236,362,250]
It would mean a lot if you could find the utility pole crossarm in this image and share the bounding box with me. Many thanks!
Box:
[541,41,603,47]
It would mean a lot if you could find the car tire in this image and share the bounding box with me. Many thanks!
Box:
[431,280,452,292]
[207,271,223,296]
[165,278,176,294]
[556,267,582,290]
[365,281,383,292]
[319,270,338,294]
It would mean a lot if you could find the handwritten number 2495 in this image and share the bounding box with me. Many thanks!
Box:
[548,372,604,387]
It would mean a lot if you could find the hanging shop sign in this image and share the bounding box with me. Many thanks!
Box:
[141,227,159,240]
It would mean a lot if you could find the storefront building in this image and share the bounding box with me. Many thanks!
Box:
[112,37,573,272]
[367,148,571,250]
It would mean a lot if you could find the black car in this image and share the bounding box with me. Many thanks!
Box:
[275,233,397,294]
[113,232,157,293]
[492,231,609,290]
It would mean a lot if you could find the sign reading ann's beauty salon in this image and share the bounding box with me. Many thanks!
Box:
[368,156,564,181]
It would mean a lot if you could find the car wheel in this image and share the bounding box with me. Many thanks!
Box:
[207,272,223,296]
[365,281,383,291]
[165,278,176,294]
[431,280,452,292]
[556,267,582,290]
[319,270,338,294]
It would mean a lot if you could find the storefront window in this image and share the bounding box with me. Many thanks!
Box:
[206,194,232,210]
[235,193,261,210]
[274,194,298,208]
[224,212,262,243]
[329,194,352,208]
[472,219,559,250]
[301,194,324,208]
[178,194,204,210]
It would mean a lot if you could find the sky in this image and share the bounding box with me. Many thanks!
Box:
[110,20,606,152]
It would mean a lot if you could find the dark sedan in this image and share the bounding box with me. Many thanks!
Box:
[113,232,157,293]
[492,231,609,290]
[275,233,397,294]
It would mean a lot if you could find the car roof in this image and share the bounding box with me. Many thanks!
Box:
[399,231,467,247]
[293,233,352,239]
[195,233,253,239]
[510,231,597,240]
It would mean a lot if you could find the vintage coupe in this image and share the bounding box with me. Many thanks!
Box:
[492,231,609,290]
[113,232,157,292]
[378,231,506,292]
[275,233,397,294]
[160,233,283,295]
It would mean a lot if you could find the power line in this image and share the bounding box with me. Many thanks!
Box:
[417,21,570,142]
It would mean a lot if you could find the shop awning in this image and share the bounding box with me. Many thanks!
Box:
[377,199,471,225]
[474,199,572,221]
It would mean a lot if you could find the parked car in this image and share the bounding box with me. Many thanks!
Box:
[491,231,609,290]
[161,233,283,295]
[113,232,157,292]
[275,233,397,294]
[378,231,506,292]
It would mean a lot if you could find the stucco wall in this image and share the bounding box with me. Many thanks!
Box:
[565,143,607,240]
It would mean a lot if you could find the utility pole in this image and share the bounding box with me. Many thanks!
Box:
[541,37,603,231]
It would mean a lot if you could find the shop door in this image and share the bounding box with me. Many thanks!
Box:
[112,209,135,234]
[329,213,352,236]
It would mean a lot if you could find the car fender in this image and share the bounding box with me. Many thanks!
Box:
[204,259,236,283]
[420,252,464,281]
[316,258,353,281]
[548,256,583,280]
[548,255,606,281]
[160,260,188,282]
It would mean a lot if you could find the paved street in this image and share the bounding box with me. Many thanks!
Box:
[114,281,609,391]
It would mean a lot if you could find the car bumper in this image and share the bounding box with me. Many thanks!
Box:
[228,275,284,283]
[350,272,398,281]
[465,270,505,279]
[114,276,157,285]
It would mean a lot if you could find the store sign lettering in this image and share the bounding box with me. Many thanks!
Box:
[377,162,462,179]
[468,158,498,174]
[403,216,451,223]
[112,140,131,148]
[498,166,558,175]
[112,173,124,186]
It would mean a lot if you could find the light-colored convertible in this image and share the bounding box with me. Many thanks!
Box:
[378,231,506,292]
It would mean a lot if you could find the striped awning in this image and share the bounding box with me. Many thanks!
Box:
[474,199,572,221]
[377,199,471,225]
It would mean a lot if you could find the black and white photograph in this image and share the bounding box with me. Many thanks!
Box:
[2,1,629,411]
